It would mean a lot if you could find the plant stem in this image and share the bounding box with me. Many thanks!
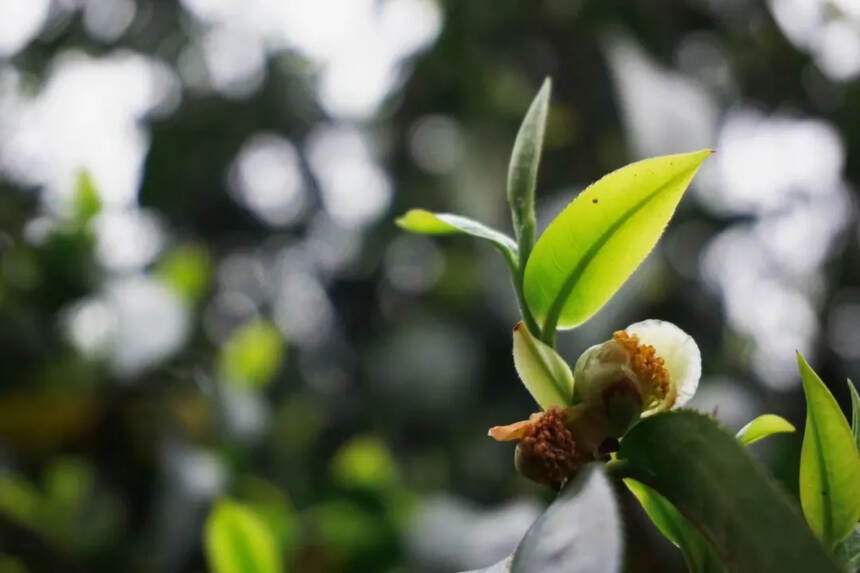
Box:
[504,254,541,338]
[541,322,556,347]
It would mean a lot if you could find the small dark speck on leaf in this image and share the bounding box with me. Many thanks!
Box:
[592,198,598,204]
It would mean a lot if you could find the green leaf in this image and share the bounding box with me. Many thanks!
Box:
[0,474,41,524]
[236,477,299,559]
[205,498,282,573]
[617,410,839,572]
[524,150,711,339]
[396,209,518,270]
[72,169,101,224]
[848,379,860,454]
[307,500,382,556]
[797,353,860,548]
[507,77,551,268]
[627,413,794,572]
[736,414,795,446]
[512,320,574,409]
[330,435,399,490]
[219,320,285,390]
[156,245,212,303]
[625,479,722,573]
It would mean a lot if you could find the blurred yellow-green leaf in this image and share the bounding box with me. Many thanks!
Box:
[735,414,795,446]
[219,320,285,390]
[797,353,860,548]
[237,477,299,560]
[72,169,101,225]
[0,474,41,524]
[43,457,92,511]
[0,554,28,573]
[331,435,398,490]
[524,150,711,337]
[205,498,282,573]
[307,500,384,558]
[156,245,212,303]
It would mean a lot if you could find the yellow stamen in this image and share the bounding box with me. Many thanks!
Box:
[612,331,674,409]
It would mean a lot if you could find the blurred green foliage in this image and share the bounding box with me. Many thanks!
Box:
[0,0,858,572]
[156,245,212,304]
[218,320,285,390]
[205,498,282,573]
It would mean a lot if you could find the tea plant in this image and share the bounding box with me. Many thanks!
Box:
[395,79,860,573]
[203,79,860,573]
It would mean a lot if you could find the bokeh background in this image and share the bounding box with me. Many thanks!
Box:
[1,0,859,571]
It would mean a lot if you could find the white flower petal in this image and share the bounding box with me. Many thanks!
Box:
[625,319,701,408]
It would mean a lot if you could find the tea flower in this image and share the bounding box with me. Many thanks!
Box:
[490,319,701,487]
[574,319,701,415]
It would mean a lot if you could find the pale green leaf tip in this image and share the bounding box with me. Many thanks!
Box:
[761,414,795,433]
[395,208,421,229]
[395,208,437,231]
[796,351,812,389]
[692,148,714,161]
[539,76,552,96]
[737,414,796,446]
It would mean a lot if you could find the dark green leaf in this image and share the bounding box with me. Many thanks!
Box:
[625,479,722,573]
[618,410,839,572]
[797,354,860,548]
[628,413,794,571]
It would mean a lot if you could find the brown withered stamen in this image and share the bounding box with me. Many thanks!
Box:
[612,331,671,409]
[516,407,578,487]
